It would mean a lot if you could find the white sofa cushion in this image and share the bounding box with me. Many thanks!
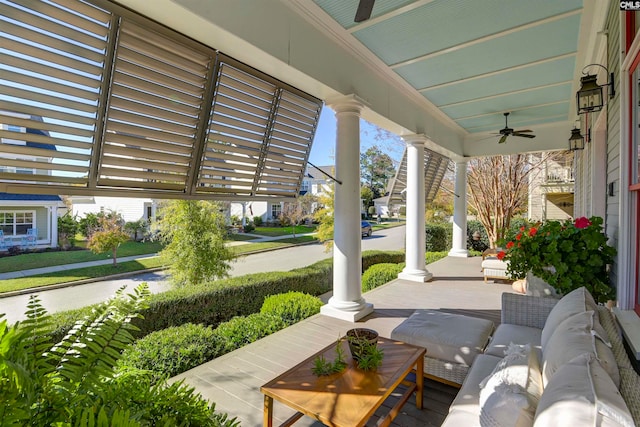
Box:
[390,309,494,366]
[541,310,619,388]
[450,354,502,415]
[534,354,634,427]
[478,345,543,427]
[540,286,598,348]
[485,324,542,360]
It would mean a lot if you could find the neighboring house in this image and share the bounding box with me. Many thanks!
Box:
[70,196,159,224]
[528,152,575,221]
[0,113,64,250]
[229,164,334,223]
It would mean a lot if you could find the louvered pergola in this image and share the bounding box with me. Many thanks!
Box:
[387,147,450,207]
[0,0,322,201]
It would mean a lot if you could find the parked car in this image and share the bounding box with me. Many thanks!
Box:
[361,220,372,237]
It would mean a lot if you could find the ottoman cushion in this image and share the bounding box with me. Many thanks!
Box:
[391,310,495,366]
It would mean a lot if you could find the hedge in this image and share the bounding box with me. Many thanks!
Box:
[118,293,322,381]
[425,223,452,252]
[48,250,404,342]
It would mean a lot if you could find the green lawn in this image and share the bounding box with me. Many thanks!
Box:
[0,241,164,273]
[231,236,317,254]
[251,225,316,237]
[0,236,319,294]
[0,257,164,293]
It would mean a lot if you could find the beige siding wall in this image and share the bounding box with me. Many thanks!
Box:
[605,3,621,289]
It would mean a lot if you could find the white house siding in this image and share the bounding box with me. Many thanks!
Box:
[605,4,621,293]
[72,196,153,223]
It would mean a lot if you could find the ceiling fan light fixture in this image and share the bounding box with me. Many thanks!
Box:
[568,127,585,151]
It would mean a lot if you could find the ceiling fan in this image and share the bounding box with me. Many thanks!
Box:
[494,112,536,144]
[355,0,375,22]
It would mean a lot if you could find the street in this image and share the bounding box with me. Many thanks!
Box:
[0,225,405,324]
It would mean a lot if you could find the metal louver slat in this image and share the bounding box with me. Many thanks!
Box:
[106,122,194,147]
[0,158,88,174]
[12,0,109,36]
[0,138,89,161]
[103,144,190,164]
[2,55,101,90]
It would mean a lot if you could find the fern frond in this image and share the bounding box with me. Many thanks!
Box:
[54,284,149,391]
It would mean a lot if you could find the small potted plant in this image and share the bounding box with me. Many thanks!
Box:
[346,328,384,371]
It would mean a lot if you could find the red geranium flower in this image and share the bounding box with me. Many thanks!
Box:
[520,226,525,231]
[506,241,514,249]
[497,251,506,260]
[575,217,592,229]
[528,227,537,237]
[515,233,522,241]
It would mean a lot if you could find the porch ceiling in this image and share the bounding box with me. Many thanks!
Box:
[155,0,605,158]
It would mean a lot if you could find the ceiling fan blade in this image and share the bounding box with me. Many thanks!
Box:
[513,133,536,139]
[355,0,375,22]
[498,134,508,144]
[514,129,532,133]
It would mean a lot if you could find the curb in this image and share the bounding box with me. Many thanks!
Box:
[0,240,321,298]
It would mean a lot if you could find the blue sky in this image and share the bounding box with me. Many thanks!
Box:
[308,106,405,167]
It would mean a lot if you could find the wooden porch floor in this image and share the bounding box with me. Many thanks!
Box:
[172,256,514,426]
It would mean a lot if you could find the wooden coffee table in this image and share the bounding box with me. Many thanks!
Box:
[260,336,425,427]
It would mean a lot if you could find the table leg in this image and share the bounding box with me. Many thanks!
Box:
[416,357,424,409]
[264,395,273,427]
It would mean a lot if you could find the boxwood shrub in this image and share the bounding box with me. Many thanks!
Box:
[260,291,323,325]
[215,312,287,351]
[48,250,405,342]
[361,263,405,292]
[117,323,225,380]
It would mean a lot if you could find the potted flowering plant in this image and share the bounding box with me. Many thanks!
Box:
[497,216,616,303]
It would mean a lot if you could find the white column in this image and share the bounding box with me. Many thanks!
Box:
[448,160,468,257]
[321,94,373,322]
[398,135,432,282]
[50,205,58,248]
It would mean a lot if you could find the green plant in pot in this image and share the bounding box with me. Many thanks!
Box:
[346,328,384,371]
[497,216,616,303]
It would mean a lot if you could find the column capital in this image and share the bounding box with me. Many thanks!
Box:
[325,94,368,114]
[402,134,430,146]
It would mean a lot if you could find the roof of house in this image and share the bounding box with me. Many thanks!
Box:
[0,193,62,201]
[26,116,56,151]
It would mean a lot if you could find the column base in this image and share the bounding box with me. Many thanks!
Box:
[398,269,433,283]
[448,249,469,258]
[321,302,374,322]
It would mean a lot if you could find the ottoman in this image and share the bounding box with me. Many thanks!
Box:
[481,257,511,282]
[390,310,494,386]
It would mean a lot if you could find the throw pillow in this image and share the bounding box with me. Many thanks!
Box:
[534,353,634,427]
[541,310,619,388]
[479,344,543,427]
[541,286,599,348]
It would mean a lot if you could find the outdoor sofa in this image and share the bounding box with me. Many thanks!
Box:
[438,288,640,426]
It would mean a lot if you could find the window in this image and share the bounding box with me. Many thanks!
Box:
[0,211,35,236]
[271,203,282,219]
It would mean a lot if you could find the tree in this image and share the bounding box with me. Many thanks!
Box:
[57,212,78,250]
[360,145,396,198]
[467,154,548,247]
[87,214,130,266]
[156,200,234,287]
[281,193,318,237]
[426,167,454,223]
[313,185,334,251]
[124,219,148,242]
[360,186,374,214]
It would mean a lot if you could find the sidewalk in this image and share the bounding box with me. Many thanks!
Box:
[0,232,317,281]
